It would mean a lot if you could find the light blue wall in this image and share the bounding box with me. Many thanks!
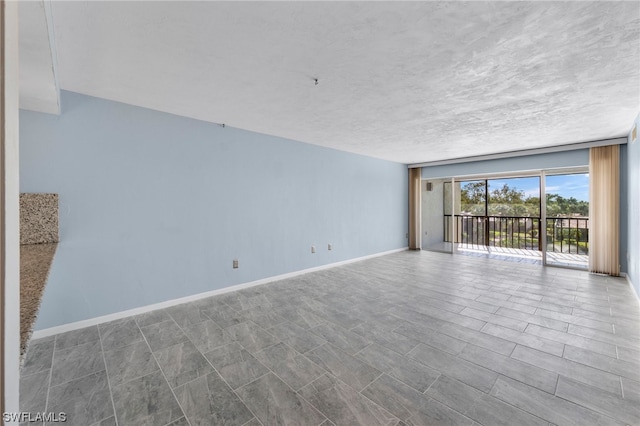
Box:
[627,114,640,296]
[619,144,628,275]
[420,150,590,179]
[21,91,409,329]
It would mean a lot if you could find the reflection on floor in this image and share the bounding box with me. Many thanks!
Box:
[423,242,589,269]
[20,251,638,425]
[545,251,590,269]
[422,241,453,253]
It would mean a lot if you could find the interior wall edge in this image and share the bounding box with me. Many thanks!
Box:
[626,273,640,303]
[626,112,639,296]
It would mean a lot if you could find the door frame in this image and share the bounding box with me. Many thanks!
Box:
[2,0,21,415]
[542,167,590,270]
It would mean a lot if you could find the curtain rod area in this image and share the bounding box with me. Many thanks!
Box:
[408,137,628,169]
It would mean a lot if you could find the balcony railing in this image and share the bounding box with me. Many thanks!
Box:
[444,215,588,254]
[545,217,589,255]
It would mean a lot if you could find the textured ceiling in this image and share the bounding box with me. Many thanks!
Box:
[22,1,640,164]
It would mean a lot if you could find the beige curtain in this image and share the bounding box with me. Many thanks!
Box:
[589,145,620,276]
[408,168,421,250]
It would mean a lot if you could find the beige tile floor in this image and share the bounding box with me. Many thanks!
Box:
[20,250,640,425]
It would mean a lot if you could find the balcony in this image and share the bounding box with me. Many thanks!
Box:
[443,214,588,269]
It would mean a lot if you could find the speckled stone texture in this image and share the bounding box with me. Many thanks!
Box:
[20,193,59,356]
[21,243,58,354]
[20,193,59,244]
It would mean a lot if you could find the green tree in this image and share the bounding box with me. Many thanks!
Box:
[490,183,526,204]
[460,181,486,215]
[459,182,588,217]
[546,194,588,217]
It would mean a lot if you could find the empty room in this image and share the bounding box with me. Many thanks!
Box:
[2,1,640,425]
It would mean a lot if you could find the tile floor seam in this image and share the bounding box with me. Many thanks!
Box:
[232,370,272,394]
[138,320,193,426]
[202,351,263,425]
[97,322,119,426]
[506,338,517,357]
[46,367,108,392]
[487,384,556,425]
[564,331,634,353]
[244,369,331,424]
[301,372,393,425]
[252,362,295,393]
[420,372,441,395]
[293,382,332,422]
[358,371,385,394]
[169,309,266,425]
[351,342,373,358]
[561,351,638,383]
[42,336,57,413]
[356,376,413,422]
[273,332,325,356]
[550,379,615,418]
[508,344,566,377]
[522,345,626,390]
[100,360,160,389]
[489,375,570,425]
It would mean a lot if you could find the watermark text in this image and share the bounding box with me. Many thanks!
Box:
[2,412,67,423]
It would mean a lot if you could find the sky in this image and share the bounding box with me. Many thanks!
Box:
[545,173,589,201]
[467,173,589,202]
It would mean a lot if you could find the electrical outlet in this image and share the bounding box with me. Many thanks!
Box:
[311,245,316,253]
[328,243,332,251]
[233,259,239,269]
[405,233,409,239]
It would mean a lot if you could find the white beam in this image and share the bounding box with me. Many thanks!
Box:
[2,0,21,418]
[19,0,60,115]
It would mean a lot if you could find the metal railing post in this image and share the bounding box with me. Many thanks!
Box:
[538,218,542,251]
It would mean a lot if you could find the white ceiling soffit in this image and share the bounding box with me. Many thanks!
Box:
[44,1,640,164]
[19,0,60,115]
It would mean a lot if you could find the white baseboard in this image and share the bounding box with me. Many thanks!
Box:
[31,247,408,339]
[626,273,640,302]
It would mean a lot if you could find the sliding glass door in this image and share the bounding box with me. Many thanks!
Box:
[544,171,589,269]
[487,177,541,256]
[439,177,542,260]
[421,169,589,271]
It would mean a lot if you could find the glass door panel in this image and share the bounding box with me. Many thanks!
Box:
[457,180,487,250]
[544,172,589,269]
[487,177,541,259]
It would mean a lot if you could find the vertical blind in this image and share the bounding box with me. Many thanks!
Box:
[589,145,620,276]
